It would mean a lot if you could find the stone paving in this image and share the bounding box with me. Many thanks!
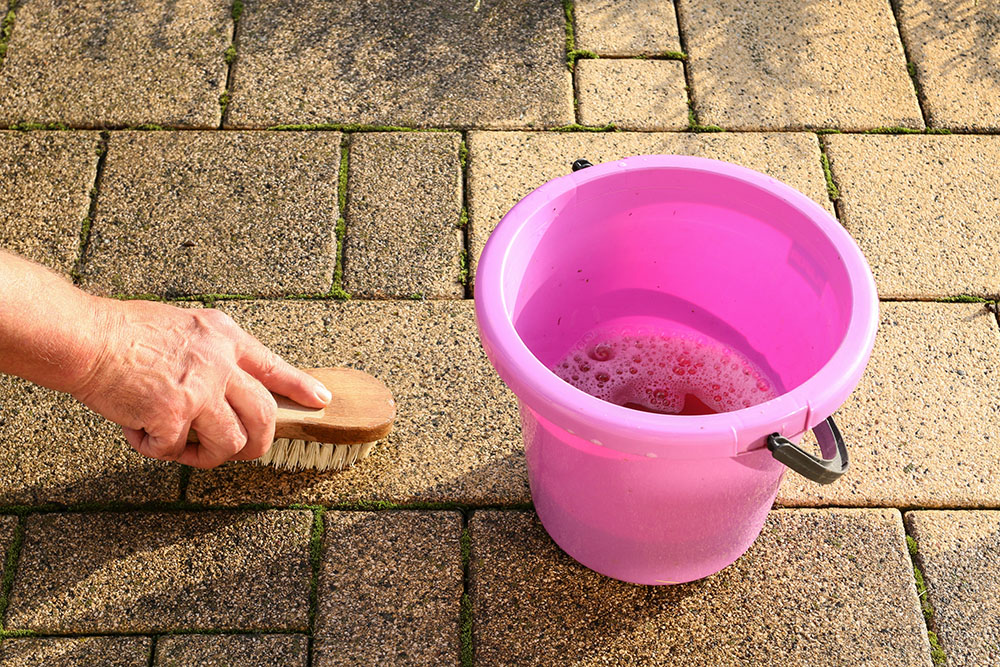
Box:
[0,0,996,664]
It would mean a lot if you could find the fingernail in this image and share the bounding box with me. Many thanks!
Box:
[315,383,332,404]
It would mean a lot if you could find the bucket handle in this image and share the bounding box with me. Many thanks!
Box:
[767,417,847,485]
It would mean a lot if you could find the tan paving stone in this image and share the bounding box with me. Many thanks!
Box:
[576,59,688,130]
[342,133,463,299]
[906,511,1000,666]
[0,0,230,128]
[0,132,100,274]
[778,303,1000,508]
[467,131,833,281]
[678,0,923,130]
[227,0,573,129]
[471,509,929,665]
[79,132,341,297]
[0,374,181,505]
[896,0,1000,131]
[313,511,462,666]
[5,510,312,633]
[0,637,151,667]
[574,0,681,55]
[825,134,1000,298]
[0,515,17,583]
[154,634,308,667]
[185,300,525,506]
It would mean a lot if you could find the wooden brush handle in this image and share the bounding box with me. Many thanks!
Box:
[187,367,396,445]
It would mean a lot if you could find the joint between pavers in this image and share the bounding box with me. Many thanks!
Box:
[146,635,156,667]
[459,511,473,667]
[219,0,243,129]
[330,136,352,301]
[0,628,309,640]
[562,0,577,71]
[305,507,325,665]
[70,131,109,285]
[903,528,948,665]
[0,0,18,67]
[459,131,472,298]
[0,500,535,517]
[885,0,930,130]
[0,516,26,631]
[816,135,841,206]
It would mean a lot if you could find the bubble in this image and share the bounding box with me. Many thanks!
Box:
[595,371,610,383]
[588,344,614,361]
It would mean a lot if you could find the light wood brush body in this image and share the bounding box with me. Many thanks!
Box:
[188,367,395,471]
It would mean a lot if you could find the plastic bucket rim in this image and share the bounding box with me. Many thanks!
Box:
[475,154,879,458]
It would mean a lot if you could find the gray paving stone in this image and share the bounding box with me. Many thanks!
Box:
[0,132,100,274]
[906,511,1000,667]
[574,0,682,55]
[342,132,463,298]
[466,131,833,282]
[472,509,931,665]
[0,637,151,667]
[185,300,525,506]
[227,0,573,129]
[0,0,231,128]
[5,511,313,633]
[778,303,1000,508]
[154,634,308,667]
[825,134,1000,298]
[79,131,341,297]
[679,0,923,130]
[313,511,463,666]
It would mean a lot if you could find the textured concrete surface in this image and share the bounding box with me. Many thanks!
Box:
[185,300,525,506]
[0,637,151,667]
[5,511,313,633]
[825,134,1000,298]
[679,0,923,130]
[897,0,1000,131]
[313,512,463,666]
[576,59,688,130]
[79,132,341,297]
[0,515,17,584]
[0,132,100,274]
[574,0,681,55]
[227,0,573,129]
[471,509,930,665]
[467,131,833,281]
[342,133,463,298]
[0,374,182,505]
[906,511,1000,666]
[0,0,230,128]
[154,634,309,667]
[778,303,1000,508]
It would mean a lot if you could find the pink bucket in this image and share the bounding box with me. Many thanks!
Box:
[475,155,878,584]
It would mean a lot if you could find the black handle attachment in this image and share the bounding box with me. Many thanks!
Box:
[571,158,593,171]
[767,417,848,485]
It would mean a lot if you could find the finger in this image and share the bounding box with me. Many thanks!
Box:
[225,371,277,462]
[135,425,190,463]
[123,427,144,451]
[179,403,248,469]
[236,334,331,408]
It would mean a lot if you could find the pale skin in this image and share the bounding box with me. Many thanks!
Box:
[0,250,332,468]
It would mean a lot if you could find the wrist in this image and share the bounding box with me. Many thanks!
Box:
[65,295,124,399]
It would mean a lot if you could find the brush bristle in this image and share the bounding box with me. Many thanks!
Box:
[258,439,378,472]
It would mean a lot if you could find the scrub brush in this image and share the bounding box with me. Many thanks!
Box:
[193,367,396,471]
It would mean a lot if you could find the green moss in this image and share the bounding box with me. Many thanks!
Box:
[10,121,69,131]
[231,0,244,22]
[567,49,598,67]
[562,0,575,70]
[907,61,924,101]
[0,7,16,62]
[0,518,25,630]
[458,206,468,230]
[130,123,167,131]
[912,563,935,624]
[820,152,840,201]
[928,631,946,665]
[925,128,952,134]
[551,123,618,132]
[460,592,473,666]
[331,141,351,300]
[815,128,842,135]
[939,294,987,303]
[111,293,167,302]
[460,528,471,565]
[0,629,36,639]
[651,50,687,61]
[865,126,923,134]
[224,44,237,65]
[218,91,230,116]
[459,140,468,170]
[268,123,446,132]
[906,535,919,556]
[307,508,326,633]
[459,249,469,286]
[408,292,425,300]
[689,123,725,133]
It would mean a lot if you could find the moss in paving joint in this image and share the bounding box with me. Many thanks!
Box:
[906,533,948,664]
[928,631,946,665]
[0,517,26,630]
[9,121,69,131]
[231,0,243,21]
[815,128,842,135]
[459,592,473,666]
[567,49,597,67]
[306,508,326,635]
[218,91,230,117]
[268,123,448,133]
[0,3,18,63]
[686,106,723,133]
[940,294,989,303]
[865,126,923,135]
[0,629,35,639]
[562,0,576,71]
[330,139,352,300]
[459,249,469,286]
[551,123,618,132]
[458,140,467,170]
[819,152,840,201]
[457,206,468,230]
[925,128,952,134]
[72,133,109,284]
[224,44,237,65]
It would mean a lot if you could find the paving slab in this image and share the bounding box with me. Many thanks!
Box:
[154,634,308,667]
[574,0,681,55]
[896,0,1000,131]
[5,510,312,633]
[0,637,151,667]
[825,134,1000,298]
[227,0,573,129]
[678,0,923,130]
[467,131,833,281]
[0,0,230,128]
[79,131,341,298]
[342,132,463,298]
[0,374,182,505]
[0,515,17,584]
[471,509,929,665]
[778,303,1000,508]
[313,511,462,666]
[575,59,688,130]
[0,132,100,274]
[185,300,525,506]
[906,511,1000,666]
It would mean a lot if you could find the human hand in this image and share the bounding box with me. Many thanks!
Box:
[71,300,331,468]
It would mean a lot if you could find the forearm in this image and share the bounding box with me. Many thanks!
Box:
[0,250,111,394]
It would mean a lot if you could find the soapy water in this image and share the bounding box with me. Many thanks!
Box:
[552,328,778,415]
